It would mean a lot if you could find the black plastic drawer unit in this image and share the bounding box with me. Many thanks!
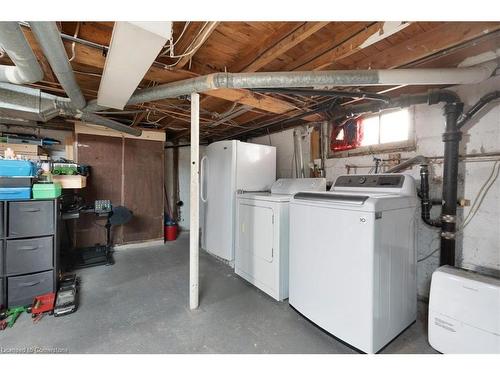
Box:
[0,202,3,238]
[8,200,54,237]
[7,271,54,307]
[0,278,4,310]
[0,198,59,308]
[5,236,53,275]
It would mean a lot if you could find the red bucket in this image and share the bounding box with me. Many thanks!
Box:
[165,224,178,241]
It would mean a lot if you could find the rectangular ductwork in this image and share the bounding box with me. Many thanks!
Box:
[0,82,60,122]
[97,22,172,110]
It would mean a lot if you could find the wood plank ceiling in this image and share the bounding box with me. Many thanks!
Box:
[2,21,500,141]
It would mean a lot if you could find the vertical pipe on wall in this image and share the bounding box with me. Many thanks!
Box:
[189,92,200,310]
[439,102,463,266]
[292,130,299,178]
[294,128,306,178]
[172,144,180,222]
[297,135,305,178]
[320,121,329,177]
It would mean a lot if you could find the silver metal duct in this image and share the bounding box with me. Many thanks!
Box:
[0,82,141,136]
[84,61,498,113]
[25,22,141,136]
[0,22,43,84]
[30,21,86,109]
[77,112,142,137]
[0,82,63,121]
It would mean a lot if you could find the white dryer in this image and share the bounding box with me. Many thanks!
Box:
[235,178,326,301]
[289,174,418,353]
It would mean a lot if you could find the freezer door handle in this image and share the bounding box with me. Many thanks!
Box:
[200,155,208,203]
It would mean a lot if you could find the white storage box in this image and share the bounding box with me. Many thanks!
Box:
[428,265,500,353]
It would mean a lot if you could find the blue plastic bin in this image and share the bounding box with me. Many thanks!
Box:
[0,160,36,177]
[0,187,31,200]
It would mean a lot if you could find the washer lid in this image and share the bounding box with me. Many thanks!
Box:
[291,190,416,211]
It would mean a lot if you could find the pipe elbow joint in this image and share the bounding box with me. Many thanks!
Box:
[423,217,442,228]
[21,67,44,84]
[428,89,461,105]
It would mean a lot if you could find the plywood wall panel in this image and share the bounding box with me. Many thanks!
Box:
[74,133,123,247]
[122,138,164,243]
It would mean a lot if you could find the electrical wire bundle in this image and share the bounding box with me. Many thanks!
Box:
[160,22,216,69]
[461,161,500,229]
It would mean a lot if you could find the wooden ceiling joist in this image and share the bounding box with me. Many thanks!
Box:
[239,22,330,73]
[298,22,394,71]
[20,26,308,117]
[228,23,303,73]
[12,21,500,140]
[22,29,57,83]
[173,22,220,70]
[204,88,298,114]
[279,22,373,71]
[353,22,500,69]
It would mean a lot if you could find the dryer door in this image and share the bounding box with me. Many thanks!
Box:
[237,203,274,263]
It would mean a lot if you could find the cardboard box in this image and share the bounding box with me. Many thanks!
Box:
[0,143,48,157]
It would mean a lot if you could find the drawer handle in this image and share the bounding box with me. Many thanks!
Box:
[19,245,39,251]
[19,280,42,287]
[20,208,41,212]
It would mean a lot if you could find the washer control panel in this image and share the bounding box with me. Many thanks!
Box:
[334,174,404,189]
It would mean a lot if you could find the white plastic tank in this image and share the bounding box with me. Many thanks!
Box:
[428,265,500,353]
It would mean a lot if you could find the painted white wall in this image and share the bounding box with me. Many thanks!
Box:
[251,75,500,298]
[165,145,207,231]
[250,127,312,179]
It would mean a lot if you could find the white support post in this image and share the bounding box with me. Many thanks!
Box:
[189,92,200,310]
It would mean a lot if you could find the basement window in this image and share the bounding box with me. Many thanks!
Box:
[330,108,414,157]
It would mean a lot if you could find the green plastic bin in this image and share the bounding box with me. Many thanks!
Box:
[32,183,62,199]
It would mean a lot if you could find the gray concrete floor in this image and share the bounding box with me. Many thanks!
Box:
[0,233,437,354]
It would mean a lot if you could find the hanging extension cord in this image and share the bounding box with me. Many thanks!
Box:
[462,161,500,229]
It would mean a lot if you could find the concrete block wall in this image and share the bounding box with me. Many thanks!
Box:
[251,76,500,298]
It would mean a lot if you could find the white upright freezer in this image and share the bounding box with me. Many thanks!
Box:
[200,140,276,264]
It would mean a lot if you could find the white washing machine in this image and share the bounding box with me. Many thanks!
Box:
[289,174,418,353]
[235,178,326,301]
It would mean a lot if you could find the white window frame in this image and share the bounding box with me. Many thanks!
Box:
[329,107,416,159]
